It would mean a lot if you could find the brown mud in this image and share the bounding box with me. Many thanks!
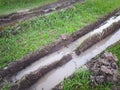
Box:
[75,20,120,55]
[87,52,120,89]
[0,0,85,30]
[0,9,120,81]
[28,23,120,90]
[10,54,72,90]
[54,52,120,90]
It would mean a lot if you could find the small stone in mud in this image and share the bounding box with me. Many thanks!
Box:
[60,34,69,40]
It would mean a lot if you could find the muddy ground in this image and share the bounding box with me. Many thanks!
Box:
[0,8,120,90]
[54,52,120,90]
[75,20,120,55]
[10,54,72,90]
[0,9,119,81]
[0,0,85,31]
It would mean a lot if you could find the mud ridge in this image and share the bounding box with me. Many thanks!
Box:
[10,54,72,90]
[29,29,120,90]
[0,0,84,29]
[75,20,120,55]
[0,9,120,80]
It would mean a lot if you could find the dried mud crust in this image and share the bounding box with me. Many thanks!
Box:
[0,9,120,81]
[75,20,120,55]
[10,54,72,90]
[87,52,120,89]
[0,0,85,28]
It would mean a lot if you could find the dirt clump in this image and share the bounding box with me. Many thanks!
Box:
[87,52,120,86]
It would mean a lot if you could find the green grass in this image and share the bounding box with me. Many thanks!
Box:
[1,82,11,90]
[0,0,56,16]
[63,42,120,90]
[0,0,120,69]
[63,69,113,90]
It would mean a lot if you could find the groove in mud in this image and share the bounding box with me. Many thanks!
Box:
[0,7,120,37]
[10,54,72,90]
[0,0,84,28]
[0,9,120,80]
[29,29,120,90]
[71,8,120,41]
[53,51,120,90]
[26,15,120,90]
[75,20,120,55]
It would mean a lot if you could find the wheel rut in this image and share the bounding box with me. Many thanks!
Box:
[0,9,120,90]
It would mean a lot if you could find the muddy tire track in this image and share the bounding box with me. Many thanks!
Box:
[75,20,120,55]
[0,9,120,81]
[0,9,120,90]
[0,0,85,29]
[10,54,72,90]
[21,17,120,90]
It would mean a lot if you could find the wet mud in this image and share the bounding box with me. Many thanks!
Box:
[0,9,120,90]
[0,0,85,29]
[75,20,120,55]
[10,54,72,90]
[29,29,120,90]
[0,7,120,37]
[54,52,120,90]
[0,10,120,81]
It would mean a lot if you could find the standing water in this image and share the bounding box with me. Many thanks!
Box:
[30,29,120,90]
[11,14,120,82]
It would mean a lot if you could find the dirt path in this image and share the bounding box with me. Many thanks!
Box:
[0,0,84,29]
[0,10,120,90]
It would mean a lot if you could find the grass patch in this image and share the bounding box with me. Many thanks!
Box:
[63,69,113,90]
[1,82,11,90]
[63,41,120,90]
[0,0,120,69]
[0,0,56,16]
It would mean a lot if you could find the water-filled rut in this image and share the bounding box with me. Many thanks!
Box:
[11,14,120,82]
[30,29,120,90]
[0,10,120,90]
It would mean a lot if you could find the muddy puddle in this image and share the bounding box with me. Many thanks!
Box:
[2,13,118,90]
[10,13,120,83]
[29,28,120,90]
